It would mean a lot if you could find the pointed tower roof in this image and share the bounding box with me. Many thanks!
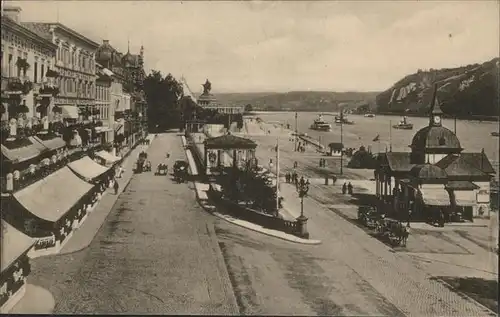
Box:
[430,83,444,115]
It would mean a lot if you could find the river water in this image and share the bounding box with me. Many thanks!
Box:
[256,112,499,173]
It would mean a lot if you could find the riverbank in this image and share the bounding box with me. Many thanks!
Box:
[247,110,499,123]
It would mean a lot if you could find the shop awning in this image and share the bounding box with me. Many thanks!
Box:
[27,136,49,152]
[1,142,42,163]
[68,156,110,181]
[61,105,79,119]
[453,190,476,207]
[95,126,113,133]
[1,219,34,272]
[420,187,451,206]
[13,167,93,222]
[445,180,480,191]
[31,135,66,151]
[95,150,121,164]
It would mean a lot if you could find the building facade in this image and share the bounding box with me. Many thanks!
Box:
[375,92,495,223]
[95,62,113,144]
[21,22,99,121]
[95,39,146,149]
[1,7,58,122]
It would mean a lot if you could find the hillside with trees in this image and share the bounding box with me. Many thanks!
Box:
[375,58,499,118]
[213,91,379,112]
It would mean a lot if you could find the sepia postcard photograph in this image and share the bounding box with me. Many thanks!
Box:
[0,0,498,315]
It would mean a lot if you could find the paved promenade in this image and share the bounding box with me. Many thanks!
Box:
[21,133,238,315]
[61,136,155,254]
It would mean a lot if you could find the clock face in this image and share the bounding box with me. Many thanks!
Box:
[433,116,441,124]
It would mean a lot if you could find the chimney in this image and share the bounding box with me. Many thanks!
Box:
[3,6,22,23]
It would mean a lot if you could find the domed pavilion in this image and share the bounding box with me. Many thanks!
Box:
[375,87,495,222]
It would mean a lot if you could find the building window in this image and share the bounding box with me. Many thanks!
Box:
[8,54,12,77]
[41,64,45,81]
[34,62,38,83]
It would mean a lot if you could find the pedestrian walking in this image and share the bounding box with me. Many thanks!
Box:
[342,182,347,195]
[347,182,353,195]
[113,179,120,195]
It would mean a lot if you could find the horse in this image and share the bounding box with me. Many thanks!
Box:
[156,163,168,175]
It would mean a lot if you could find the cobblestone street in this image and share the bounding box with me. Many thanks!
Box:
[20,132,497,316]
[25,133,238,315]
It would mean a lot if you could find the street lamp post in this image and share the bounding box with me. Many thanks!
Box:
[294,112,298,151]
[296,176,310,239]
[340,110,343,175]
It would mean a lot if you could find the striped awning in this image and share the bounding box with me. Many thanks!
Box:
[420,187,451,206]
[1,220,34,272]
[13,167,93,222]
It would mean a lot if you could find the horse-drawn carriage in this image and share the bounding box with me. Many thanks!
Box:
[358,205,409,247]
[375,217,410,247]
[155,163,168,176]
[135,152,151,173]
[357,205,379,229]
[173,160,189,183]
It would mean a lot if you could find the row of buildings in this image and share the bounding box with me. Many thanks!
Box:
[1,6,147,149]
[0,6,148,313]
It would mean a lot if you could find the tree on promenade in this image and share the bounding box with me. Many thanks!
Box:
[143,70,184,131]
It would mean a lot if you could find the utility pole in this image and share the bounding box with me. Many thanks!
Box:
[294,112,298,151]
[276,136,280,211]
[389,120,392,152]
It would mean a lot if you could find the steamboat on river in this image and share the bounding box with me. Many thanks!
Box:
[392,116,414,130]
[310,114,332,131]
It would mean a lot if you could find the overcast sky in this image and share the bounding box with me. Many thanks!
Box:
[7,0,499,93]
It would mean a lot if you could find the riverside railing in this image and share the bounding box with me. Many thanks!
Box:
[207,184,301,237]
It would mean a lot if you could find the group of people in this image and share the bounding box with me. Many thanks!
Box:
[285,171,299,185]
[319,158,327,167]
[342,182,354,195]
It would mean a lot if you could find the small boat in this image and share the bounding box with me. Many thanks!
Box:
[492,132,499,137]
[392,116,413,130]
[335,115,355,125]
[310,114,332,131]
[364,113,375,118]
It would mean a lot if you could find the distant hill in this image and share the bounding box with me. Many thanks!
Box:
[204,91,379,112]
[376,58,499,118]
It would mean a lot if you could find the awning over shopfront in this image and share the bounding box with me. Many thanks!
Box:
[68,156,109,181]
[95,126,113,133]
[31,135,66,151]
[95,150,121,165]
[445,180,480,191]
[1,142,42,163]
[13,167,93,223]
[27,136,48,152]
[60,105,79,119]
[420,187,451,206]
[1,219,34,272]
[453,190,477,206]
